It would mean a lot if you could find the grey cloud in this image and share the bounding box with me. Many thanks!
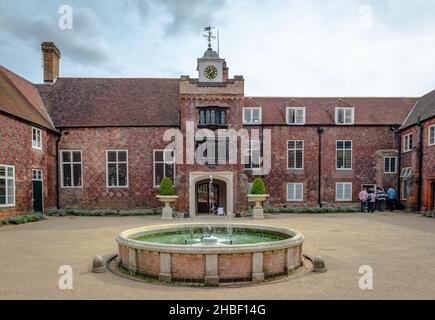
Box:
[0,7,109,65]
[130,0,229,35]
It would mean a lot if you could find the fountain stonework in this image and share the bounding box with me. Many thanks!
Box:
[116,223,305,286]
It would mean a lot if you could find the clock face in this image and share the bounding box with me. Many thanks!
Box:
[204,65,218,80]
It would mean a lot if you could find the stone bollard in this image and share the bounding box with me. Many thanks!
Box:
[312,256,327,273]
[92,255,106,273]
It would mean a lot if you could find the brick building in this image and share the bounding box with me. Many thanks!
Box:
[399,91,435,211]
[0,41,434,217]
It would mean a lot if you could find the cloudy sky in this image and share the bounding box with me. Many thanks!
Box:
[1,0,435,97]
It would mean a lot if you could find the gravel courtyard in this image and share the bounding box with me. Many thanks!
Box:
[1,213,435,300]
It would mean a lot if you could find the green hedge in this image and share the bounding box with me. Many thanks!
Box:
[47,208,162,217]
[0,213,45,226]
[263,206,360,214]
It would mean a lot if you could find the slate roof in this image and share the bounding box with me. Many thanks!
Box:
[37,77,180,128]
[246,97,418,126]
[0,65,56,131]
[400,89,435,130]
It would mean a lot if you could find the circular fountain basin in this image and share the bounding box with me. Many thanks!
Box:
[116,223,305,285]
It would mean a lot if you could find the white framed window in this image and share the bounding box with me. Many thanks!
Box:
[384,157,398,174]
[287,183,304,202]
[244,140,261,169]
[335,107,354,125]
[336,140,352,170]
[106,150,129,188]
[243,107,262,125]
[400,167,412,179]
[60,150,82,188]
[0,165,15,207]
[286,107,305,125]
[429,125,435,146]
[403,133,413,152]
[287,140,304,170]
[154,149,175,187]
[32,127,42,150]
[336,183,353,201]
[32,169,43,181]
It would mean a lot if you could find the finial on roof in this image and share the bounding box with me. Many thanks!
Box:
[203,25,216,50]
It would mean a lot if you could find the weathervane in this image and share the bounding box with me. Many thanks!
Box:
[203,25,216,49]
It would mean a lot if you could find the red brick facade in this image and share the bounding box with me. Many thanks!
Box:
[400,117,435,210]
[0,112,57,217]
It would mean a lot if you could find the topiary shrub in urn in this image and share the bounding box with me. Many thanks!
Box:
[156,177,178,220]
[248,178,269,219]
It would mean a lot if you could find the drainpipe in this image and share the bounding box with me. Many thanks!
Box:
[55,134,60,210]
[417,117,424,211]
[396,128,402,204]
[317,126,324,208]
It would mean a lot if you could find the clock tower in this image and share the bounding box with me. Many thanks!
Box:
[197,26,227,83]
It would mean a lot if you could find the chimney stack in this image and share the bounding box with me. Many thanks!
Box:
[41,42,61,84]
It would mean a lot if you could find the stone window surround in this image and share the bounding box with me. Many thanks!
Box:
[189,172,233,218]
[384,156,398,174]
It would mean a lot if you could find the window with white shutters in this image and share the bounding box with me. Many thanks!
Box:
[287,183,303,201]
[336,183,352,201]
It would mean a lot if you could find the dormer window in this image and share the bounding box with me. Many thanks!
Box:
[243,107,262,125]
[198,107,227,128]
[335,107,354,125]
[286,107,305,125]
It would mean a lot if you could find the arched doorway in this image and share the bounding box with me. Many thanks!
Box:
[189,172,233,218]
[195,179,227,214]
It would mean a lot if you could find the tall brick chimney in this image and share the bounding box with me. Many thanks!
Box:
[41,42,61,84]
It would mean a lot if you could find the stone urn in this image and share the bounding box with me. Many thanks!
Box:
[157,195,179,220]
[248,194,269,219]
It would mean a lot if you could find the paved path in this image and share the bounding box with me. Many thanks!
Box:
[1,213,435,300]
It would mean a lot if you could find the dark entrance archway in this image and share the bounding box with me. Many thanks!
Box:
[195,179,227,215]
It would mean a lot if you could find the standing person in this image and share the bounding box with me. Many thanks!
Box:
[376,187,387,213]
[358,187,369,212]
[368,189,377,213]
[387,186,397,212]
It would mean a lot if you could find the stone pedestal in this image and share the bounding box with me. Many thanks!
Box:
[157,195,178,220]
[252,252,265,282]
[159,253,172,282]
[205,254,219,286]
[248,195,269,219]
